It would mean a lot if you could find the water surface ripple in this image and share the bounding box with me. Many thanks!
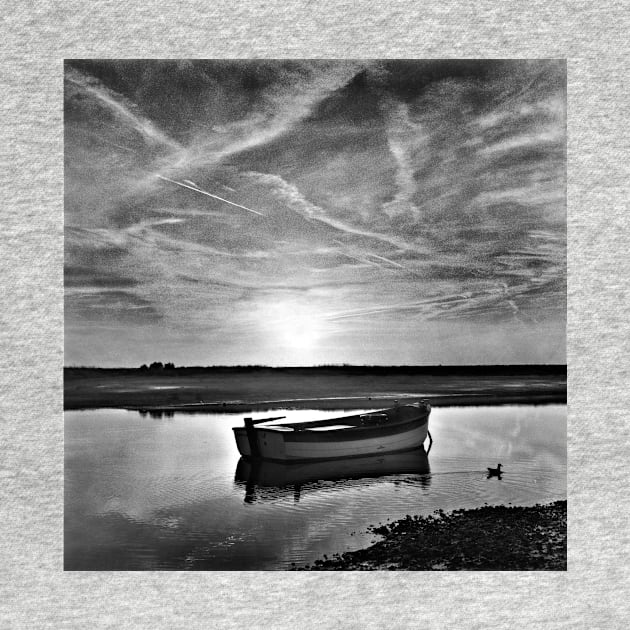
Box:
[65,405,566,570]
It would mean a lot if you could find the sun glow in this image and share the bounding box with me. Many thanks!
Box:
[256,300,326,361]
[280,313,321,351]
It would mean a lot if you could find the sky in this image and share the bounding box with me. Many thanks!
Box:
[64,59,566,367]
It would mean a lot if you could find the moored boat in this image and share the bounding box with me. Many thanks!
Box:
[232,400,430,462]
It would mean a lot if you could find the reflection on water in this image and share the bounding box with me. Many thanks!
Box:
[64,405,566,570]
[139,409,175,418]
[235,448,431,503]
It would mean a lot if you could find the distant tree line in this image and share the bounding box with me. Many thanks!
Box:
[65,364,567,378]
[139,362,176,372]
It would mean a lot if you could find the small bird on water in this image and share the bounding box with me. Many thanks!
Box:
[487,463,503,477]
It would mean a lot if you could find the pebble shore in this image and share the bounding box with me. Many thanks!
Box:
[297,500,566,571]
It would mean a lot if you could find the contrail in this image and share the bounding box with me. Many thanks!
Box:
[341,252,383,268]
[332,240,404,269]
[368,253,405,269]
[67,74,180,150]
[332,240,383,268]
[325,301,430,321]
[156,174,264,216]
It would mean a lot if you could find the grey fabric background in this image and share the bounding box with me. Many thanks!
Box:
[1,1,627,627]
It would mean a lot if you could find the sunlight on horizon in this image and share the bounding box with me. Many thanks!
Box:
[255,300,329,363]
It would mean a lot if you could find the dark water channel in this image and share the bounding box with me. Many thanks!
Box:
[64,404,566,570]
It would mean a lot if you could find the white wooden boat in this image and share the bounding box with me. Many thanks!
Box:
[232,400,430,462]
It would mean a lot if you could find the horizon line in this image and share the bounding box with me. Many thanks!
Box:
[65,362,568,369]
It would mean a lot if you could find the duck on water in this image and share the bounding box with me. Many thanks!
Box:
[487,463,503,478]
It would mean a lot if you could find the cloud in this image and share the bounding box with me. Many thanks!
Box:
[65,66,181,151]
[65,265,140,289]
[380,100,428,220]
[244,170,411,252]
[66,290,163,324]
[64,60,566,366]
[151,60,367,178]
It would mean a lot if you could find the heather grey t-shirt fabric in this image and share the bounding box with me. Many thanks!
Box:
[1,1,628,627]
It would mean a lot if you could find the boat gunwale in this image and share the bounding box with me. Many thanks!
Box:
[234,404,428,430]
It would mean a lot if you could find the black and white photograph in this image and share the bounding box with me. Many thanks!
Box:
[64,59,566,571]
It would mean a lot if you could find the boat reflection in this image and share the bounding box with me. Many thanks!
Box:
[234,447,430,503]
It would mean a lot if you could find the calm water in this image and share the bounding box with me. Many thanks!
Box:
[65,405,566,570]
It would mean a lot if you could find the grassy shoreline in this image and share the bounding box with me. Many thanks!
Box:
[118,393,565,414]
[64,366,566,411]
[298,500,567,571]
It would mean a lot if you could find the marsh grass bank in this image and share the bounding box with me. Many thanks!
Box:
[64,365,566,410]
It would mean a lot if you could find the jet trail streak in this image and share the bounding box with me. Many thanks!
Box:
[368,253,405,268]
[156,174,264,216]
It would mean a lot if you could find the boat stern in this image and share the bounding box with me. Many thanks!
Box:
[233,427,252,457]
[233,426,288,460]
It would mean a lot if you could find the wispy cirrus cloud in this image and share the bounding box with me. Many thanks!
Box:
[65,66,181,152]
[244,170,413,253]
[65,60,566,366]
[176,61,366,171]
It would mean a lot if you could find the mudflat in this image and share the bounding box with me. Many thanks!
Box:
[64,365,566,410]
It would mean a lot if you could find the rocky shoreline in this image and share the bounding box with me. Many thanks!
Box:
[297,500,566,571]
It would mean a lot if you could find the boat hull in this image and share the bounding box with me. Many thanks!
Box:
[233,403,430,462]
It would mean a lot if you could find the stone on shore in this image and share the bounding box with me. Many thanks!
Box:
[298,500,566,571]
